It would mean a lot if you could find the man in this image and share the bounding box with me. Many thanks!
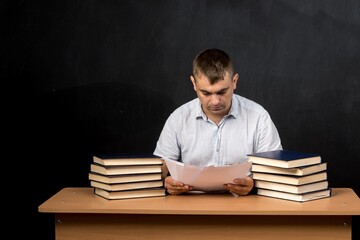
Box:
[154,48,282,195]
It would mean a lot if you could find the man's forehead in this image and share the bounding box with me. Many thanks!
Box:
[196,77,232,93]
[194,71,232,82]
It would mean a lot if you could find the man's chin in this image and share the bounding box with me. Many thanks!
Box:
[210,109,225,115]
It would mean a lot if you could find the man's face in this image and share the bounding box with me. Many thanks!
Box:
[190,71,238,120]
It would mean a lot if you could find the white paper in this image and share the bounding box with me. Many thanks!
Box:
[164,159,252,191]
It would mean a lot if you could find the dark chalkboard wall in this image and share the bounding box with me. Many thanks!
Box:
[5,0,360,239]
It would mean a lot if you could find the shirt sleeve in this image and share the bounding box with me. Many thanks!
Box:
[253,111,283,153]
[153,114,181,162]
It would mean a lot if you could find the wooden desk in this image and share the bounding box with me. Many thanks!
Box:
[39,187,360,240]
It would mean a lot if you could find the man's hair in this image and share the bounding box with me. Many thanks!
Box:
[192,48,234,84]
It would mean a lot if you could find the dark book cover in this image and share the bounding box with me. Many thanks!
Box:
[248,150,320,160]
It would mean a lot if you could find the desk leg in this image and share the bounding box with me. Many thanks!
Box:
[55,214,351,240]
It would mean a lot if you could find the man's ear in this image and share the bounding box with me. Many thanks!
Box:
[190,76,197,91]
[232,73,239,90]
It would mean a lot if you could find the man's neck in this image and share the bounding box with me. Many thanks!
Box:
[204,110,229,126]
[209,115,222,125]
[203,102,232,125]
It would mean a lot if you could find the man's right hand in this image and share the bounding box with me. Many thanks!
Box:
[164,176,194,195]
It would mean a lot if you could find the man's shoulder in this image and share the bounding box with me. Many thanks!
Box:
[173,98,199,113]
[233,94,266,113]
[169,98,200,119]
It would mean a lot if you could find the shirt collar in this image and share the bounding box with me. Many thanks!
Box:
[195,99,206,120]
[228,95,239,118]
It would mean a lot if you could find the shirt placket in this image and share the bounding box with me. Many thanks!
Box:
[215,118,228,166]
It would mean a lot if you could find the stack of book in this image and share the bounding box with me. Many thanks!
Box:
[248,150,331,202]
[89,154,166,200]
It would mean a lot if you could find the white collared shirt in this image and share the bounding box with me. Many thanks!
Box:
[154,94,282,167]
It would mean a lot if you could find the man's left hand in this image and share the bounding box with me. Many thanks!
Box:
[223,176,254,196]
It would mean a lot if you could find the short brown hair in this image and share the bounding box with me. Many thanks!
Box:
[192,48,234,84]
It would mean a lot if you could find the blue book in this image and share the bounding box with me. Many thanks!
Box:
[247,150,321,168]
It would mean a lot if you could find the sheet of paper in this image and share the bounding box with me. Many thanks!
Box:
[164,159,252,191]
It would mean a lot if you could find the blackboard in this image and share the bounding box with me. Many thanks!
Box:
[5,1,360,239]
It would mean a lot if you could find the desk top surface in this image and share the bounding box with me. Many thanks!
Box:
[38,187,360,216]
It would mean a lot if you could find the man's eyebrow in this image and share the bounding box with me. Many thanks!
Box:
[200,87,230,94]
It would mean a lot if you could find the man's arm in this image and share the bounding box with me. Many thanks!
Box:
[160,159,169,180]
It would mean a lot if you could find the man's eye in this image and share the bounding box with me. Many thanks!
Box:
[203,92,211,96]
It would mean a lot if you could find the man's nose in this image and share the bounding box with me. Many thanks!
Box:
[210,94,220,104]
